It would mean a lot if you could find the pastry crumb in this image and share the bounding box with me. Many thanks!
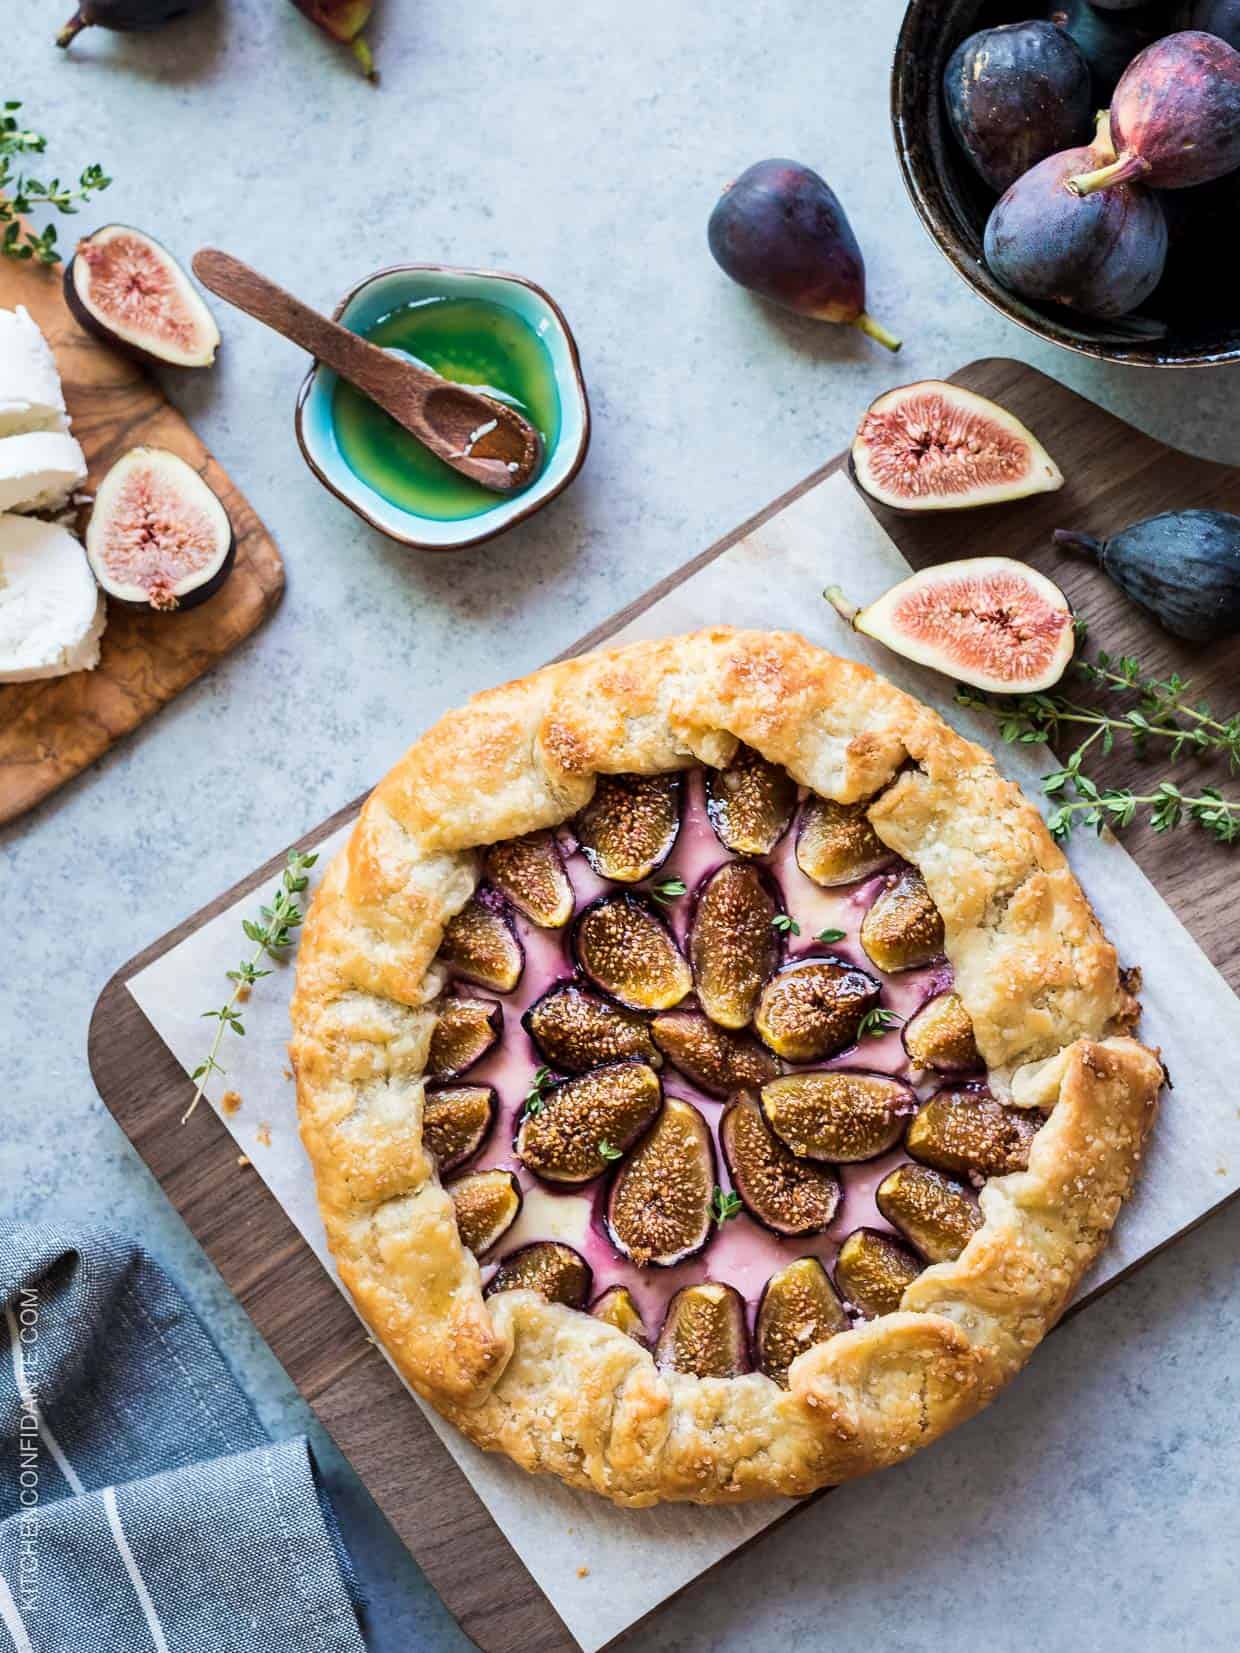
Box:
[220,1089,243,1116]
[283,1067,293,1081]
[576,1566,589,1579]
[255,1122,272,1148]
[236,1154,251,1168]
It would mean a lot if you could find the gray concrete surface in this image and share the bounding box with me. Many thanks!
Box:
[4,2,1239,1649]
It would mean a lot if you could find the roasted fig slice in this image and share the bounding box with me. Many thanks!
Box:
[754,958,881,1063]
[689,862,781,1029]
[574,895,692,1011]
[876,1164,982,1263]
[906,1086,1041,1180]
[516,1061,662,1185]
[705,744,797,856]
[859,867,945,974]
[448,1169,522,1256]
[484,1241,592,1308]
[606,1097,715,1267]
[84,447,235,613]
[483,831,574,928]
[654,1282,749,1378]
[65,226,219,368]
[524,984,660,1073]
[759,1069,913,1163]
[650,1010,778,1098]
[795,796,890,888]
[901,991,981,1075]
[438,894,523,993]
[720,1094,841,1237]
[834,1228,922,1319]
[755,1257,850,1386]
[422,1083,497,1172]
[427,997,502,1080]
[591,1285,650,1346]
[575,774,681,884]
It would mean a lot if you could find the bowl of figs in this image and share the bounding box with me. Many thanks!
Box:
[893,1,1240,364]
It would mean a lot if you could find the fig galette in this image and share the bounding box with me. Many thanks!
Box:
[290,629,1162,1507]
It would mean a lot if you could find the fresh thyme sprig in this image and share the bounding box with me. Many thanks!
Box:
[185,850,318,1123]
[650,875,687,906]
[771,914,800,936]
[815,927,846,944]
[858,1007,903,1039]
[1,102,111,265]
[524,1066,553,1116]
[711,1186,742,1226]
[599,1139,623,1162]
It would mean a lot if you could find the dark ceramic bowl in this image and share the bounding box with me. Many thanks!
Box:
[892,0,1240,367]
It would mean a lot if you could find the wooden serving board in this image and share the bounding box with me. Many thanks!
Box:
[88,359,1240,1653]
[0,255,284,828]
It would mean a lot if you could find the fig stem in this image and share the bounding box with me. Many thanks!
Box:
[1053,529,1105,562]
[823,586,860,626]
[351,33,378,79]
[852,313,902,353]
[1066,151,1151,197]
[56,9,87,46]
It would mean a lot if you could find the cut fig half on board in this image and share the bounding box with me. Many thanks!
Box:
[848,382,1062,512]
[826,557,1075,694]
[85,448,235,613]
[66,225,219,368]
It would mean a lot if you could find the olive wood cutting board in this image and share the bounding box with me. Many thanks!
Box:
[0,254,284,828]
[88,359,1240,1653]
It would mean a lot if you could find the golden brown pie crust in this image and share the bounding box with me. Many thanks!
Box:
[289,628,1162,1506]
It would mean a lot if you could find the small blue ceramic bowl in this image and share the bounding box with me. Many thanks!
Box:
[296,264,590,551]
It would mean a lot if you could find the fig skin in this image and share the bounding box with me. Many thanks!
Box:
[902,992,981,1076]
[1067,31,1240,195]
[1050,0,1171,97]
[650,1009,778,1098]
[591,1286,650,1347]
[795,795,890,888]
[516,1061,662,1186]
[1187,0,1240,52]
[422,1084,497,1172]
[707,159,901,351]
[65,226,219,369]
[754,957,881,1063]
[984,122,1168,319]
[575,774,682,884]
[57,0,209,47]
[719,1094,842,1238]
[755,1257,849,1387]
[688,862,782,1030]
[835,1228,922,1320]
[605,1097,716,1267]
[484,1242,592,1308]
[859,866,945,975]
[447,1169,522,1256]
[426,997,502,1081]
[906,1086,1042,1180]
[760,1068,914,1163]
[523,984,661,1073]
[291,0,377,80]
[943,21,1093,194]
[484,831,574,928]
[85,446,235,613]
[1053,510,1240,643]
[704,744,797,856]
[876,1163,983,1264]
[574,895,693,1012]
[438,893,523,994]
[655,1282,750,1378]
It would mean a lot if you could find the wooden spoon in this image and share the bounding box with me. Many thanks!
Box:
[192,249,542,494]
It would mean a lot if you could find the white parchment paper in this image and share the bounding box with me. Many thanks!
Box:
[128,472,1240,1652]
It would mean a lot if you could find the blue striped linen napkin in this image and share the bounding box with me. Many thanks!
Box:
[0,1227,367,1653]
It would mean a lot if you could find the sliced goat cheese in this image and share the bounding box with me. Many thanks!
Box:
[0,514,106,682]
[0,430,89,515]
[0,305,70,438]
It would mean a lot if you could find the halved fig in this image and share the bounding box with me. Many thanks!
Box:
[834,1228,922,1319]
[516,1061,662,1185]
[755,1257,850,1387]
[901,991,981,1075]
[650,1009,778,1098]
[427,997,502,1080]
[689,862,781,1029]
[795,795,891,887]
[422,1083,497,1171]
[575,774,681,883]
[754,958,881,1062]
[720,1094,841,1237]
[906,1086,1041,1180]
[606,1096,715,1267]
[65,226,220,368]
[848,382,1063,514]
[654,1282,749,1378]
[484,1241,592,1308]
[438,893,523,993]
[524,984,660,1073]
[859,867,945,974]
[448,1169,522,1256]
[876,1163,982,1263]
[705,744,797,856]
[483,831,574,928]
[574,896,692,1011]
[591,1286,650,1346]
[759,1069,912,1163]
[826,557,1075,695]
[84,447,235,613]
